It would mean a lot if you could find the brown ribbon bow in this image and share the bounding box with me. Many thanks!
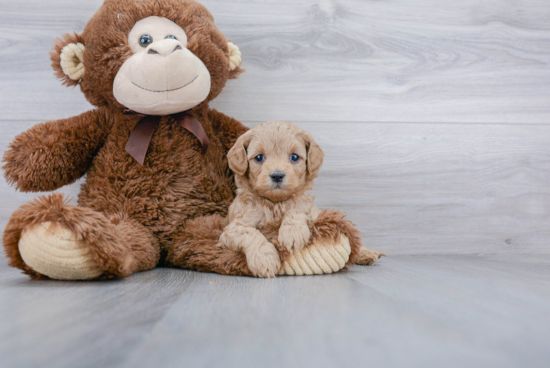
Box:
[125,111,210,165]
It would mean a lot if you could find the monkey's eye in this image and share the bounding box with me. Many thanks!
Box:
[165,35,178,40]
[254,154,265,163]
[139,34,153,47]
[290,153,300,162]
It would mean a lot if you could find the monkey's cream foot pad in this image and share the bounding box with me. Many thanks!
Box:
[18,222,102,280]
[279,234,351,275]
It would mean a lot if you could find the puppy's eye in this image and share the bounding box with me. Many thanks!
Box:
[139,34,153,47]
[165,35,177,40]
[290,153,300,162]
[254,154,265,163]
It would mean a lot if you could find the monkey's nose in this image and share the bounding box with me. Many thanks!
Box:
[270,172,285,183]
[147,40,183,57]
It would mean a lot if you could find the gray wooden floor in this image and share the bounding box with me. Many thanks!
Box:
[1,255,549,368]
[1,0,550,367]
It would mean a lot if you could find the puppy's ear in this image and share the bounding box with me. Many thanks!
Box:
[50,32,86,87]
[228,130,253,176]
[302,132,324,175]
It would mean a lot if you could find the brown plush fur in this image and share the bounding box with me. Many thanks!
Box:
[166,208,366,276]
[3,102,248,279]
[2,0,379,280]
[3,193,159,280]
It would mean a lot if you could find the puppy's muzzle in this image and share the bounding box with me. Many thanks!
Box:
[270,172,285,184]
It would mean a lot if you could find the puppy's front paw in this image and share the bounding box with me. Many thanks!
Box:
[218,230,236,251]
[245,241,281,278]
[278,222,311,253]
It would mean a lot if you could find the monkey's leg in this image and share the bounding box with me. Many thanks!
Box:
[166,214,253,276]
[273,209,384,275]
[3,194,159,280]
[167,210,383,277]
[355,247,386,265]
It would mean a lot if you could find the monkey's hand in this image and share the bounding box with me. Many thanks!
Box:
[3,109,108,192]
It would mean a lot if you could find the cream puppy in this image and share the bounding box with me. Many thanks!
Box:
[220,121,324,278]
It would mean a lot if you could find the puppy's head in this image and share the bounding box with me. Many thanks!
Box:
[228,121,324,202]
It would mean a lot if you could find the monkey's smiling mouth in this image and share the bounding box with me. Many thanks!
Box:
[132,75,198,93]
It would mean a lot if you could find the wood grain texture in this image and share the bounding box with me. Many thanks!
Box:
[1,255,549,368]
[303,121,550,255]
[0,0,549,123]
[2,120,549,256]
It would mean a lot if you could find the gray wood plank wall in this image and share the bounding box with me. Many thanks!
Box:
[1,0,549,256]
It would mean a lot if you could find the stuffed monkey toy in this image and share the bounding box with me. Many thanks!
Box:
[2,0,382,280]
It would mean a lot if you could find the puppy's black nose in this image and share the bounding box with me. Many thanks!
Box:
[270,172,285,183]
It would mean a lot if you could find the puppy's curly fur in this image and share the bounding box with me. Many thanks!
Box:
[220,121,383,278]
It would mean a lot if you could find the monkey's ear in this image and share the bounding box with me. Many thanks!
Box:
[227,42,244,79]
[302,132,325,176]
[50,33,86,87]
[227,130,253,176]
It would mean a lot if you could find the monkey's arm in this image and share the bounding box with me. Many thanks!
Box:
[2,109,109,192]
[208,108,249,150]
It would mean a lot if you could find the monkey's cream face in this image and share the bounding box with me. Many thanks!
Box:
[113,16,211,115]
